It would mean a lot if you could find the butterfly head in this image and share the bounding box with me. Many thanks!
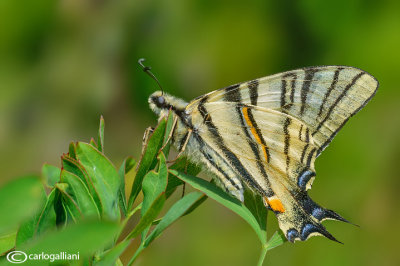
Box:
[149,91,188,117]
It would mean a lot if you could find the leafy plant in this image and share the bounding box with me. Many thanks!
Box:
[0,114,286,265]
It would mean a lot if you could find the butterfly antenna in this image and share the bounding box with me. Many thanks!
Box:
[138,58,164,95]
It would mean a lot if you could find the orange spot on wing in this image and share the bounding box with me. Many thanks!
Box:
[264,197,285,213]
[261,147,269,163]
[242,107,269,163]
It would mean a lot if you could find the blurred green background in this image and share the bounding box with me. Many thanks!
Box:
[1,0,399,265]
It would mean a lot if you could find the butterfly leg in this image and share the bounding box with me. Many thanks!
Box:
[180,160,189,198]
[167,128,193,164]
[141,126,154,155]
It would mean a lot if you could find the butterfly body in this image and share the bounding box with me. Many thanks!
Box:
[148,66,378,243]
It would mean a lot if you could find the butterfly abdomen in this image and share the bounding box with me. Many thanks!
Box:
[170,115,246,201]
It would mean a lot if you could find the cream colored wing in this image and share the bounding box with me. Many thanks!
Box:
[183,66,377,242]
[189,101,347,242]
[187,66,378,156]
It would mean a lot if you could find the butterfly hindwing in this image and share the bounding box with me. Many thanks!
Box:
[190,101,348,241]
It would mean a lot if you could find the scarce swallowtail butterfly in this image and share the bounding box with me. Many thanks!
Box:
[147,63,378,243]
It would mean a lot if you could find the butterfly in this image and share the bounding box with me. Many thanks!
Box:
[148,65,378,243]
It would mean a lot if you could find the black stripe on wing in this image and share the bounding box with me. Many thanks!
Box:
[223,84,241,102]
[300,68,319,115]
[197,96,268,197]
[314,71,365,135]
[317,67,343,117]
[248,79,259,106]
[236,105,273,196]
[314,71,372,155]
[281,72,298,111]
[197,137,242,192]
[244,106,271,163]
[283,117,292,173]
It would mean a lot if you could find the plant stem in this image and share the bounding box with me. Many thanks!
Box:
[127,244,145,266]
[257,246,268,266]
[117,203,143,241]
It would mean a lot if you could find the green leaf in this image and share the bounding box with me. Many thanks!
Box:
[94,240,130,266]
[161,111,175,156]
[169,170,267,244]
[126,193,166,240]
[35,190,57,236]
[19,221,120,264]
[170,157,202,176]
[141,171,165,215]
[98,115,105,153]
[54,188,68,226]
[16,188,52,247]
[0,230,16,255]
[90,138,98,149]
[61,155,102,214]
[151,218,162,226]
[182,194,207,216]
[244,188,267,233]
[118,157,136,217]
[75,142,121,221]
[128,119,167,210]
[62,155,91,189]
[41,164,61,187]
[141,153,168,215]
[17,189,57,247]
[69,142,77,159]
[54,184,87,226]
[165,175,183,199]
[140,153,168,238]
[60,170,100,219]
[166,157,201,198]
[144,191,203,247]
[0,176,43,235]
[129,202,142,216]
[126,158,136,173]
[266,230,287,251]
[56,183,81,223]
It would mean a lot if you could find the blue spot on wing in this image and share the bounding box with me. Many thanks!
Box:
[298,170,315,190]
[301,224,319,240]
[287,229,299,243]
[312,208,325,220]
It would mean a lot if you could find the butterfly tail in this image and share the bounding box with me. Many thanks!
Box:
[298,192,352,224]
[272,188,350,243]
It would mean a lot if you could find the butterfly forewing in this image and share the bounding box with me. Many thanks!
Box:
[188,66,378,156]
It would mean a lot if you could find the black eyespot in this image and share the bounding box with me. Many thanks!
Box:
[157,96,165,106]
